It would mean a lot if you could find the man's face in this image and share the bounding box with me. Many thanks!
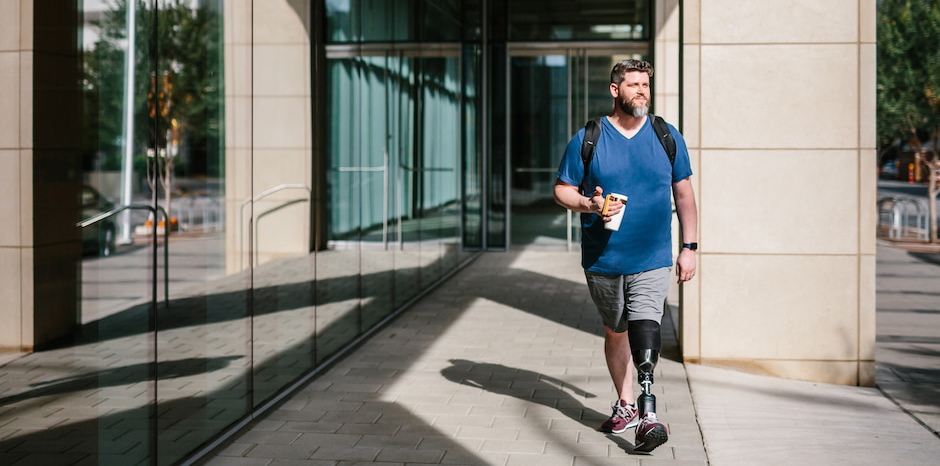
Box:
[612,70,651,117]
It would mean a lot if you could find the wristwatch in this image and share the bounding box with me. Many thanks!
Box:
[682,242,698,251]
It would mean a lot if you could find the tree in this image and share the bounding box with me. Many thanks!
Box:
[84,0,222,223]
[878,0,940,242]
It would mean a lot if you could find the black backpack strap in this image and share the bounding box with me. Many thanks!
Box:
[650,114,676,166]
[580,117,603,194]
[579,115,676,194]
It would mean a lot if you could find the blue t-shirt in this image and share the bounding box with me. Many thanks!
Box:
[556,116,692,275]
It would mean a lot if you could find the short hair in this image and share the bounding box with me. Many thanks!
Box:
[610,59,654,83]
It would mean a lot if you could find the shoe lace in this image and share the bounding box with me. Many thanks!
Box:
[612,401,634,419]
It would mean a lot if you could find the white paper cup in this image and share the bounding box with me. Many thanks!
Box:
[602,193,629,231]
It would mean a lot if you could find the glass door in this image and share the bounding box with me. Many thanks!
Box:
[508,47,644,250]
[509,52,571,248]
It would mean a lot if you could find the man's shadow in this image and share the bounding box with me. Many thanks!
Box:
[441,359,640,453]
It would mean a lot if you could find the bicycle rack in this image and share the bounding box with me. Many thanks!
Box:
[178,194,224,233]
[878,196,928,241]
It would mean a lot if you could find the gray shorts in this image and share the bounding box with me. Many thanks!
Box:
[584,267,671,333]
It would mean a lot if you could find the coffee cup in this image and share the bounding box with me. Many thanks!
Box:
[601,193,629,231]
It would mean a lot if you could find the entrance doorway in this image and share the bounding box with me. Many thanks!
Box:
[508,47,644,249]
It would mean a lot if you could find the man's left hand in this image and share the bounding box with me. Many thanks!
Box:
[676,249,697,283]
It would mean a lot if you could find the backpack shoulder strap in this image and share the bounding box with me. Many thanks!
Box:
[581,117,603,167]
[650,114,677,166]
[580,117,604,194]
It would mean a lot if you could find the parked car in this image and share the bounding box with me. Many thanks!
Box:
[880,160,899,180]
[81,185,117,257]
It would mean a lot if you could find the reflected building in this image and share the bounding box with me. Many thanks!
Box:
[0,1,876,464]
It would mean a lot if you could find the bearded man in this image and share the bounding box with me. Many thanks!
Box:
[553,59,698,453]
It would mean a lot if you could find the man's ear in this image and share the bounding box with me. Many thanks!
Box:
[609,82,619,98]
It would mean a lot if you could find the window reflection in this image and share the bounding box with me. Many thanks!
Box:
[509,0,650,41]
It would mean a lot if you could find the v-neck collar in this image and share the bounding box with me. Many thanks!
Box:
[604,115,649,141]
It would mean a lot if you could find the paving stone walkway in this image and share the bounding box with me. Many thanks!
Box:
[201,249,707,465]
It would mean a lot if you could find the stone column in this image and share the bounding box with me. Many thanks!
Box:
[679,0,877,386]
[0,1,84,351]
[224,0,314,274]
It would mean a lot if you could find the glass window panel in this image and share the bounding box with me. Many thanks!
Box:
[390,55,423,306]
[419,0,463,41]
[240,0,320,399]
[151,0,252,463]
[358,54,395,331]
[327,0,468,43]
[326,0,354,41]
[321,56,365,361]
[417,56,461,283]
[327,0,414,43]
[461,43,483,250]
[509,0,650,41]
[487,44,508,249]
[510,54,570,247]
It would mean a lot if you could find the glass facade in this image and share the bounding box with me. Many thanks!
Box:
[0,1,650,464]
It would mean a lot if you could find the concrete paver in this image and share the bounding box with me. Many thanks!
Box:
[202,241,940,466]
[687,241,940,466]
[875,242,940,436]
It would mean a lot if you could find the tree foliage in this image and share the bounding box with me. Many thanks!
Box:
[878,0,940,242]
[83,0,222,178]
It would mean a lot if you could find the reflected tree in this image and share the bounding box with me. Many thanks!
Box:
[83,0,223,221]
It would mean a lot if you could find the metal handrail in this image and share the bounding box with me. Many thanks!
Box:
[239,184,313,269]
[77,204,170,306]
[337,151,390,248]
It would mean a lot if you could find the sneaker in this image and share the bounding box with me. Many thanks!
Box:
[634,412,668,453]
[600,399,639,434]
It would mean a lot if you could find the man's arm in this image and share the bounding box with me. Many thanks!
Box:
[553,179,620,219]
[673,177,698,283]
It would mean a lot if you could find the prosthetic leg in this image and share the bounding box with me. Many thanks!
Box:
[628,320,661,417]
[629,319,668,452]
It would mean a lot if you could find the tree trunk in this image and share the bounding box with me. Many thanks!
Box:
[929,130,939,243]
[929,157,939,243]
[930,180,938,243]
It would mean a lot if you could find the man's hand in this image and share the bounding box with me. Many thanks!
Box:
[676,248,697,283]
[589,186,623,221]
[553,181,622,220]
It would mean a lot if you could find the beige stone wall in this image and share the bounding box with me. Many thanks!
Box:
[0,1,83,350]
[0,0,30,350]
[677,0,877,386]
[224,1,314,274]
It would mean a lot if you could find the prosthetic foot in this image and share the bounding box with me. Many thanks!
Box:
[629,320,669,453]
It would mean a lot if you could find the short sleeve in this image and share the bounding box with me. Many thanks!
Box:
[557,129,586,188]
[669,126,693,183]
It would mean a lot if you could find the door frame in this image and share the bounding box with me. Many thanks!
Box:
[504,42,647,251]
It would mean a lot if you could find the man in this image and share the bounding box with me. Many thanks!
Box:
[553,59,698,453]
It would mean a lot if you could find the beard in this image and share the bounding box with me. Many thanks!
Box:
[618,97,649,118]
